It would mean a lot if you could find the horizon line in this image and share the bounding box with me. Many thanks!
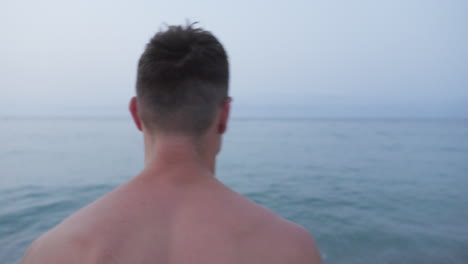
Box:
[1,115,467,122]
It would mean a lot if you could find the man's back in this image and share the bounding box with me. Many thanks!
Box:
[21,23,322,264]
[22,166,321,264]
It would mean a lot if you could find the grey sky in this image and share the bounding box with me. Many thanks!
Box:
[1,0,467,118]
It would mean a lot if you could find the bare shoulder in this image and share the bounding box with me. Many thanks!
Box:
[226,191,322,263]
[21,228,82,264]
[21,212,114,264]
[213,182,322,263]
[281,220,323,264]
[245,215,323,264]
[20,188,122,264]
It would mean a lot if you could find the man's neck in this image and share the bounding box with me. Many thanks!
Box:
[142,134,217,178]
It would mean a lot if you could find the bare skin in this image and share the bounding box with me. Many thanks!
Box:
[21,97,322,264]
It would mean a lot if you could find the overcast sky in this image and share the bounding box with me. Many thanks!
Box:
[1,0,467,118]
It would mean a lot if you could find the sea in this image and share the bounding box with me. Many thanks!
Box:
[1,117,467,263]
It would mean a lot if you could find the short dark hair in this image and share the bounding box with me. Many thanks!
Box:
[136,23,229,136]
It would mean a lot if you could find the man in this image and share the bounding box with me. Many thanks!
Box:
[21,23,322,264]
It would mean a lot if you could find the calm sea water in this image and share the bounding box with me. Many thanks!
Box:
[1,117,467,263]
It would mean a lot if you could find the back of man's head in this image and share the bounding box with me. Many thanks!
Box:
[136,23,229,137]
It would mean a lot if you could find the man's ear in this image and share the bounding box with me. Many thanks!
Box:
[129,97,143,131]
[217,97,232,134]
